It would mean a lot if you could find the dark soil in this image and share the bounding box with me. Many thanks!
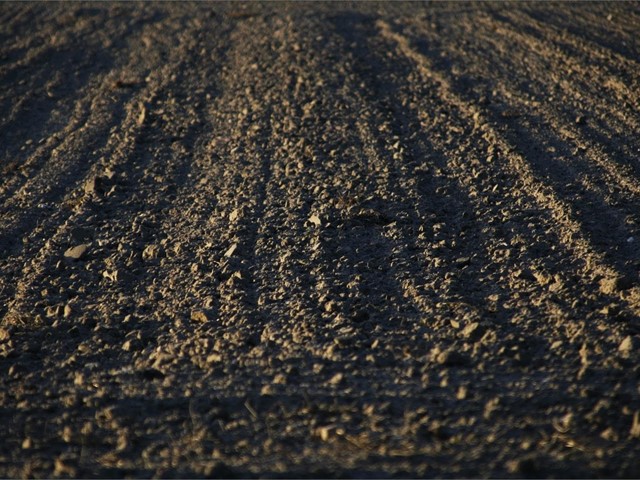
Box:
[1,1,640,477]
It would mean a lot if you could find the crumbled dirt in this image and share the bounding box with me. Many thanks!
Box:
[1,2,640,477]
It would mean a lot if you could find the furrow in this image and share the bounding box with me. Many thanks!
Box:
[520,3,640,63]
[0,8,164,202]
[405,15,640,253]
[491,10,639,112]
[1,13,209,326]
[471,10,640,138]
[335,15,614,365]
[376,20,640,312]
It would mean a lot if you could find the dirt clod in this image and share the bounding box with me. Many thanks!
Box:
[63,244,89,260]
[600,275,634,294]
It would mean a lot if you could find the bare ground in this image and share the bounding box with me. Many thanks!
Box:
[1,2,640,477]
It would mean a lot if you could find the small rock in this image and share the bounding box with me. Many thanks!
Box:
[261,384,275,395]
[600,427,619,441]
[102,269,118,282]
[315,424,343,441]
[142,244,161,260]
[224,243,238,258]
[63,304,73,318]
[455,256,471,267]
[329,372,344,385]
[630,411,640,438]
[137,103,146,126]
[456,386,468,400]
[575,115,585,125]
[191,310,210,323]
[600,275,634,294]
[206,353,222,364]
[84,176,105,196]
[618,335,637,358]
[308,214,322,226]
[54,455,77,477]
[324,300,338,313]
[460,322,485,342]
[64,244,89,260]
[0,328,10,341]
[229,208,241,222]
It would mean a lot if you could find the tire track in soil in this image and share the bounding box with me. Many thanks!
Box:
[0,10,167,240]
[128,17,272,385]
[519,3,640,65]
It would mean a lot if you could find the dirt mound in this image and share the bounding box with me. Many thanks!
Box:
[1,2,640,477]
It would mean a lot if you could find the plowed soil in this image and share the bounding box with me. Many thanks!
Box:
[2,2,640,477]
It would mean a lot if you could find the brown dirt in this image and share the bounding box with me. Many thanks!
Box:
[1,1,640,477]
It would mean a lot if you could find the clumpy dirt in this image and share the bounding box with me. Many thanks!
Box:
[1,1,640,477]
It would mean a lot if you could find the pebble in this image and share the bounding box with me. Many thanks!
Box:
[191,310,210,323]
[600,275,633,294]
[308,214,322,226]
[224,243,238,258]
[0,328,10,341]
[461,322,484,342]
[142,244,161,260]
[84,176,104,195]
[64,244,89,260]
[618,335,637,358]
[630,411,640,438]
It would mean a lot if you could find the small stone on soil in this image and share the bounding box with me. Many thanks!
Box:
[461,322,484,342]
[191,310,210,323]
[600,275,633,294]
[618,335,637,358]
[224,243,238,258]
[64,244,89,260]
[308,214,322,226]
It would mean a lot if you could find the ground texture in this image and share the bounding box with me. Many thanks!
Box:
[1,1,640,477]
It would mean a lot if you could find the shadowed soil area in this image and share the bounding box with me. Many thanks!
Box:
[1,1,640,477]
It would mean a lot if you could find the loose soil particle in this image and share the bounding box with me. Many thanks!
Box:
[1,1,640,478]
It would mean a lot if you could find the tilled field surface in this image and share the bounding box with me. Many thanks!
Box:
[2,2,640,477]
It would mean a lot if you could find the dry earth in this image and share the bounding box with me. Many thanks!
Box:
[1,1,640,477]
